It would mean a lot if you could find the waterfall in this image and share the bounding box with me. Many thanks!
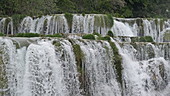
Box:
[0,14,170,96]
[111,39,170,96]
[1,14,170,42]
[0,37,169,96]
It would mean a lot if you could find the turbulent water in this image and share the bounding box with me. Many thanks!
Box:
[0,14,170,96]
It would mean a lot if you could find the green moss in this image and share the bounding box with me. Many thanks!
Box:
[0,32,4,36]
[139,36,146,42]
[106,14,113,28]
[72,44,84,89]
[14,33,40,37]
[107,30,114,37]
[64,13,73,28]
[93,32,101,37]
[145,36,154,42]
[82,34,95,40]
[131,36,153,42]
[109,41,122,87]
[97,36,110,41]
[94,15,104,28]
[94,14,113,29]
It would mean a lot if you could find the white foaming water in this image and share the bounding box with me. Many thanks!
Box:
[0,38,82,96]
[111,38,170,96]
[74,39,122,96]
[0,37,170,96]
[19,15,69,34]
[112,20,135,37]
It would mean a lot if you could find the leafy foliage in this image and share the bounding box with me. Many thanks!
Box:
[0,0,169,18]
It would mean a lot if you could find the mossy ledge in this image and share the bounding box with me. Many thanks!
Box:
[109,41,123,87]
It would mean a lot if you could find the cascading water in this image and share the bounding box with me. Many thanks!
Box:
[0,14,170,96]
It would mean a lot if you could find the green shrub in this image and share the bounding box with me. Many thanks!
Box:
[0,33,4,36]
[107,30,114,37]
[46,33,63,37]
[15,33,40,37]
[82,34,95,40]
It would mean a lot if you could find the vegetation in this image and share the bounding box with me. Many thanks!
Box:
[0,33,4,36]
[64,13,73,28]
[163,32,170,42]
[109,41,123,87]
[72,44,85,89]
[0,0,169,18]
[97,36,111,41]
[14,33,40,37]
[131,36,154,42]
[12,14,26,32]
[82,34,95,40]
[93,32,101,37]
[107,30,114,37]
